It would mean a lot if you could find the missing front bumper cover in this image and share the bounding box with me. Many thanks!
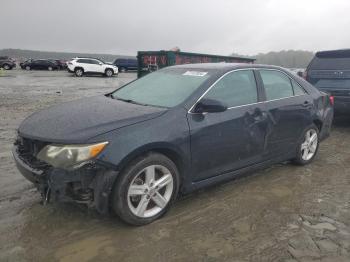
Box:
[13,145,119,214]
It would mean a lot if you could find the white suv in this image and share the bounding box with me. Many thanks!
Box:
[67,58,118,77]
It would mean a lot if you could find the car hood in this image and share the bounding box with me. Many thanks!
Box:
[18,95,167,143]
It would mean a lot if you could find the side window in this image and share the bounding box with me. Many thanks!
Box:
[77,59,87,64]
[203,70,258,108]
[89,60,100,65]
[260,70,294,100]
[291,79,306,96]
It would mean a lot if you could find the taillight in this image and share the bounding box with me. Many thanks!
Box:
[329,96,334,106]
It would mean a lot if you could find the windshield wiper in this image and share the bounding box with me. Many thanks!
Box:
[111,95,169,108]
[113,96,149,106]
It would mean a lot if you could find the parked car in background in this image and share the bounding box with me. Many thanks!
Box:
[305,49,350,114]
[49,59,67,70]
[67,57,118,77]
[113,58,138,72]
[20,59,59,71]
[20,59,33,68]
[13,63,333,225]
[288,68,305,77]
[0,56,16,70]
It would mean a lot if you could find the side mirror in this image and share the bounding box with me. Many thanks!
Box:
[99,62,103,65]
[193,98,227,113]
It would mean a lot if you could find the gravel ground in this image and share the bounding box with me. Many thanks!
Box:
[0,69,349,262]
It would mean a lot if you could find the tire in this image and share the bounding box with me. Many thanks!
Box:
[25,66,31,71]
[48,66,53,71]
[120,67,126,73]
[105,68,113,77]
[74,68,84,77]
[3,64,10,70]
[293,124,320,165]
[111,152,180,225]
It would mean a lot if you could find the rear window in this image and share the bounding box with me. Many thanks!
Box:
[309,54,350,70]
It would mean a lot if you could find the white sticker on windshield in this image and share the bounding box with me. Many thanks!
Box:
[183,71,208,77]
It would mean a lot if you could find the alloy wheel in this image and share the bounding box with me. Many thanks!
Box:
[106,69,113,77]
[127,165,174,218]
[301,129,318,161]
[3,64,10,70]
[75,69,83,76]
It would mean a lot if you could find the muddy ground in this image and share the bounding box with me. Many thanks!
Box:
[0,69,349,262]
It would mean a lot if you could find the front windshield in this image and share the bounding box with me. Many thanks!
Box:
[112,68,212,108]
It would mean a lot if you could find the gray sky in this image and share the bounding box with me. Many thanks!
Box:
[1,0,350,56]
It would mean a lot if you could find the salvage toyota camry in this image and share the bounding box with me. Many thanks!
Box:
[13,63,334,225]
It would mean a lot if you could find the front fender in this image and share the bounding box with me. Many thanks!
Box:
[90,108,191,181]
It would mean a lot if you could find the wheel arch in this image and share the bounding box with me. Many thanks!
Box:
[115,142,189,189]
[105,67,114,73]
[74,66,84,72]
[313,118,323,132]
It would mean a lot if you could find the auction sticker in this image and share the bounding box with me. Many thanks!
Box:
[183,71,208,77]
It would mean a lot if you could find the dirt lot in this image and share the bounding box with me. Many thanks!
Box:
[0,69,349,262]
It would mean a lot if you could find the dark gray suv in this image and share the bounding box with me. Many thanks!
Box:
[306,49,350,114]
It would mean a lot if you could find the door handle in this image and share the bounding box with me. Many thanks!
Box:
[250,108,268,122]
[255,111,268,122]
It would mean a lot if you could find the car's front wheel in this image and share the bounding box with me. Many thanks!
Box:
[105,68,113,77]
[293,125,319,165]
[112,153,180,225]
[48,66,53,71]
[25,65,31,70]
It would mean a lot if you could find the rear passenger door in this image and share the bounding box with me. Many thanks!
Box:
[76,59,90,72]
[258,69,311,159]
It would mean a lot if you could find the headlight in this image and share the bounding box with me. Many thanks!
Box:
[37,142,108,170]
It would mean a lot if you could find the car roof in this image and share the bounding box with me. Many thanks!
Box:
[169,63,288,72]
[315,49,350,58]
[74,57,100,60]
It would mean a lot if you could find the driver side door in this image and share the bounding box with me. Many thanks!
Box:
[89,59,104,73]
[187,70,268,182]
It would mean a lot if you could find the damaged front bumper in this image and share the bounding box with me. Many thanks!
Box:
[12,144,118,214]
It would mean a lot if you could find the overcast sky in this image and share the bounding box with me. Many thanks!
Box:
[1,0,350,56]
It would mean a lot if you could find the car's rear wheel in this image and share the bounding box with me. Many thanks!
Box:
[105,68,113,77]
[112,153,180,225]
[119,67,126,73]
[3,64,11,70]
[25,66,31,70]
[293,125,319,165]
[74,68,84,77]
[48,66,53,71]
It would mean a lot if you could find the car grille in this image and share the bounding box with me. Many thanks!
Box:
[15,136,51,170]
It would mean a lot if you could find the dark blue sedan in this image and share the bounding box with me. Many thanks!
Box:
[13,63,334,225]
